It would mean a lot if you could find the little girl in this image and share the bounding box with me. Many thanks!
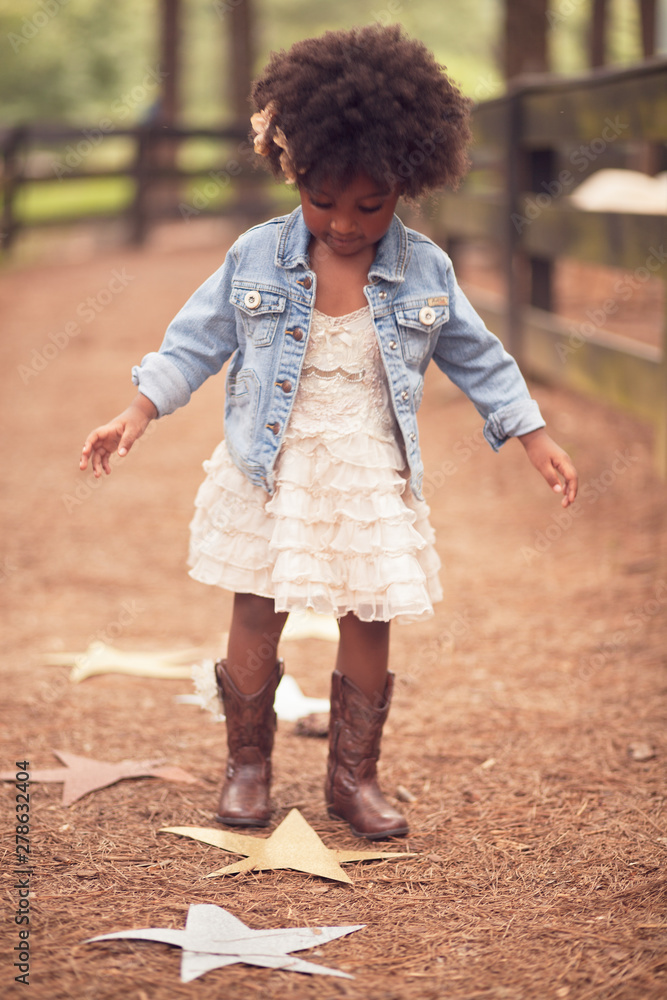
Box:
[81,25,577,840]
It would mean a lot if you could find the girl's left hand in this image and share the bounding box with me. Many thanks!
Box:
[518,428,578,507]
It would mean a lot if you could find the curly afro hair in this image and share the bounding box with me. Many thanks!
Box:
[250,24,472,199]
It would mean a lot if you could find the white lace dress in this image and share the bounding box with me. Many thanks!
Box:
[188,306,442,623]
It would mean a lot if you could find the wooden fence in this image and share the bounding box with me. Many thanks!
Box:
[436,57,667,474]
[0,122,271,250]
[2,60,666,470]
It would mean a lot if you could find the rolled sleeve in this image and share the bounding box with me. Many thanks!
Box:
[131,353,193,417]
[130,245,239,418]
[483,398,546,451]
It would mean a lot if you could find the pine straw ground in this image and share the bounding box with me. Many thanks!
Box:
[1,225,666,1000]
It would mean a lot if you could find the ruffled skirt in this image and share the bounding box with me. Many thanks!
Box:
[188,429,442,624]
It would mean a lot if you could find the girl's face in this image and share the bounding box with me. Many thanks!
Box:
[299,172,400,258]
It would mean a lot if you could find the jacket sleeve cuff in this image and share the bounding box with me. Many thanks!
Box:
[131,353,193,417]
[483,398,546,451]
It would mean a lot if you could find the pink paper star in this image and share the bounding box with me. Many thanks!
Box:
[0,750,200,806]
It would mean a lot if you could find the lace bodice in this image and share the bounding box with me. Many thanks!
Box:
[286,307,397,442]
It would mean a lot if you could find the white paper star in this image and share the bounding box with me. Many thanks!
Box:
[86,903,363,981]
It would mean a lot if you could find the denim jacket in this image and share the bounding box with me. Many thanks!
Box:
[132,207,544,498]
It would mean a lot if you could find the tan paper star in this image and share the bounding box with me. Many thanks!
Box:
[0,750,200,806]
[161,807,413,884]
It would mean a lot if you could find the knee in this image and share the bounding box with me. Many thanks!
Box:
[233,593,286,637]
[339,613,390,641]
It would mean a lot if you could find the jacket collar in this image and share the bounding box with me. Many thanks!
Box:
[276,207,409,283]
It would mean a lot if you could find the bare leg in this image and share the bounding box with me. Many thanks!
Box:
[336,613,390,701]
[226,592,288,694]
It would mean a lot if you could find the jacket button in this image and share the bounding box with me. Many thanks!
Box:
[389,340,397,350]
[278,380,292,393]
[378,290,387,300]
[244,290,262,310]
[401,390,409,401]
[409,432,416,442]
[266,421,280,435]
[301,276,312,289]
[419,305,436,326]
[290,327,304,341]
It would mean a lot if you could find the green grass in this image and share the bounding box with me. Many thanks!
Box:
[13,176,134,224]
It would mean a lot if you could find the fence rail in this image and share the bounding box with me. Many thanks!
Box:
[2,62,666,471]
[0,122,268,249]
[436,57,667,475]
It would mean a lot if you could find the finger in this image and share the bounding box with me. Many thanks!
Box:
[92,448,106,478]
[553,457,578,505]
[541,461,564,493]
[117,428,136,458]
[80,433,97,467]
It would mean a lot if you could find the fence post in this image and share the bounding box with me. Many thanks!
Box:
[1,126,26,252]
[657,285,667,477]
[504,88,528,363]
[527,147,557,313]
[130,125,150,245]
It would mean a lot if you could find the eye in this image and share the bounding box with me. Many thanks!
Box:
[359,204,383,214]
[309,197,332,210]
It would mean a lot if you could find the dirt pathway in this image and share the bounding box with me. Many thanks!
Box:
[1,227,665,999]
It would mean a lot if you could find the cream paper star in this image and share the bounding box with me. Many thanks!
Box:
[188,662,330,723]
[45,611,338,684]
[161,807,413,884]
[0,750,200,806]
[43,641,205,682]
[86,902,363,980]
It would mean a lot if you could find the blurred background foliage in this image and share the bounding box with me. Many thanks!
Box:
[0,0,651,127]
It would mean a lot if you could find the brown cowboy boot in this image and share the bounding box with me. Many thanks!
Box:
[325,669,408,840]
[215,659,283,827]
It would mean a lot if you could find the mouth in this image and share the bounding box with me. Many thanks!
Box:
[326,233,360,248]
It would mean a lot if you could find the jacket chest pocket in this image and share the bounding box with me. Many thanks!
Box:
[395,298,449,364]
[231,283,287,347]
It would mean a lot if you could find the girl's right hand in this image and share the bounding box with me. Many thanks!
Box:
[80,393,157,477]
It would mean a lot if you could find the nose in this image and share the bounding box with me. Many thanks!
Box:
[330,212,356,236]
